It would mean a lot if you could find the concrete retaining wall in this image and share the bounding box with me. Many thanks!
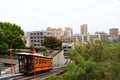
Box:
[0,58,18,64]
[53,50,66,66]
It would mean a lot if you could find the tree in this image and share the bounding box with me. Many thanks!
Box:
[0,22,25,52]
[48,41,120,80]
[42,36,62,50]
[65,41,120,80]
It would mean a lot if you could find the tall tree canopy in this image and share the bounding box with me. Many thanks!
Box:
[48,40,120,80]
[0,22,25,51]
[42,36,62,50]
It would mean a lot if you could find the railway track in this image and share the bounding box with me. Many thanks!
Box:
[1,66,66,80]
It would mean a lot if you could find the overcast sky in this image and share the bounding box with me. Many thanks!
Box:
[0,0,120,34]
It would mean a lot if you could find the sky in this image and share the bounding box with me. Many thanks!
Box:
[0,0,120,34]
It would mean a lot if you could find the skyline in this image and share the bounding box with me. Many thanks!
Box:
[0,0,120,34]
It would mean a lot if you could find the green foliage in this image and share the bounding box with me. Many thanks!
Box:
[39,52,45,55]
[29,45,34,52]
[49,40,120,80]
[40,48,46,52]
[0,22,25,52]
[42,36,62,50]
[38,48,46,55]
[0,42,8,51]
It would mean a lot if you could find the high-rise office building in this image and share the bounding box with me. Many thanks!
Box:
[109,28,118,37]
[80,24,88,34]
[64,27,73,38]
[46,27,64,39]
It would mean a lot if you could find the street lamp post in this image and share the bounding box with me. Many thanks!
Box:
[10,35,23,76]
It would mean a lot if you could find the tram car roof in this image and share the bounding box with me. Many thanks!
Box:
[16,52,52,58]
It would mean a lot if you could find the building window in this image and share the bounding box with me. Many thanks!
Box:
[41,36,43,39]
[40,32,43,35]
[31,37,33,39]
[34,33,36,35]
[37,36,39,39]
[30,33,33,35]
[34,40,36,42]
[37,33,39,35]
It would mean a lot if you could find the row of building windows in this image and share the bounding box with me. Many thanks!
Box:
[31,40,43,43]
[30,33,43,35]
[30,36,44,39]
[34,44,41,46]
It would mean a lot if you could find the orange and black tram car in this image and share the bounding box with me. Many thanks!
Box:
[17,52,53,75]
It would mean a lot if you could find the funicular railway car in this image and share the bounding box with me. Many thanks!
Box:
[16,52,53,75]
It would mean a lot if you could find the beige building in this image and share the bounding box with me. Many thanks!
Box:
[118,31,120,35]
[73,32,108,43]
[46,27,73,39]
[80,24,88,34]
[109,28,118,37]
[64,27,73,38]
[46,27,64,39]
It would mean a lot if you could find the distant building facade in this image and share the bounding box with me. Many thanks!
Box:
[24,32,31,38]
[25,31,56,47]
[119,31,120,36]
[80,24,88,34]
[108,28,120,42]
[46,27,64,39]
[95,31,108,40]
[45,31,54,37]
[24,32,31,47]
[28,31,46,47]
[64,27,73,38]
[109,28,118,37]
[46,27,73,43]
[73,32,108,43]
[24,38,31,47]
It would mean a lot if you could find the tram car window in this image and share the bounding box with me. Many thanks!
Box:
[36,59,38,64]
[39,58,41,64]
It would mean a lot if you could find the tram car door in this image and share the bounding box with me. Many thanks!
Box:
[18,55,27,73]
[18,55,33,74]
